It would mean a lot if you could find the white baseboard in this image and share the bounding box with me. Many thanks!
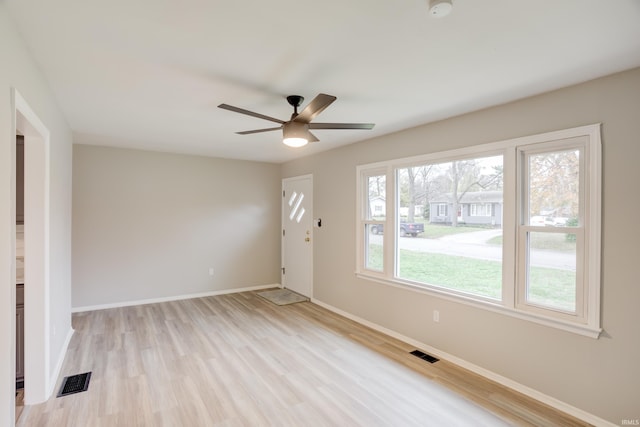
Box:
[71,284,281,313]
[310,298,615,427]
[48,326,75,397]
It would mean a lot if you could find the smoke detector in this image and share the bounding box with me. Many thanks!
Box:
[429,0,453,17]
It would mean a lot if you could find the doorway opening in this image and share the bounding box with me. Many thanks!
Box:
[15,134,25,421]
[12,89,51,416]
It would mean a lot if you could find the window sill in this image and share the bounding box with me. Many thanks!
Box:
[355,272,602,339]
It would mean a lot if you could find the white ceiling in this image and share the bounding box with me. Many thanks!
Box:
[6,0,640,163]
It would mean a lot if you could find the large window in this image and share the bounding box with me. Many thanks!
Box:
[356,125,601,337]
[395,155,504,301]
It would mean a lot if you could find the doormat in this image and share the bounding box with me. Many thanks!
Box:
[57,372,92,397]
[257,288,309,306]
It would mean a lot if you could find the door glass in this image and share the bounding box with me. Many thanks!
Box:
[288,192,305,222]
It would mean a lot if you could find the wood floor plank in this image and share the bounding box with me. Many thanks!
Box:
[16,291,591,426]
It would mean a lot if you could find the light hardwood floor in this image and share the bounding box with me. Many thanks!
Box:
[16,291,591,426]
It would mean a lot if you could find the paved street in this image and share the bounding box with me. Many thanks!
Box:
[370,229,575,270]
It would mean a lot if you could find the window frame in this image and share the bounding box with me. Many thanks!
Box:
[355,124,602,338]
[516,136,595,324]
[359,167,391,276]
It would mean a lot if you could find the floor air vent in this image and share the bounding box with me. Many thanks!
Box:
[57,372,92,397]
[410,350,439,364]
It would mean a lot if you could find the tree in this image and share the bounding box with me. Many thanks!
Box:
[399,165,436,222]
[447,159,502,227]
[528,150,579,218]
[398,156,502,227]
[368,175,385,199]
[406,167,417,222]
[419,166,435,219]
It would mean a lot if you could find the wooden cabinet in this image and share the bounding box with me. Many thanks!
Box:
[16,284,24,383]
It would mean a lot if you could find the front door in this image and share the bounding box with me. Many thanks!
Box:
[282,175,313,298]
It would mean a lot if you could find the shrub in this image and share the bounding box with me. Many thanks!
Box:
[565,217,579,241]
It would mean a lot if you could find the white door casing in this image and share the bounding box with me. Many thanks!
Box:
[13,89,51,406]
[282,175,313,298]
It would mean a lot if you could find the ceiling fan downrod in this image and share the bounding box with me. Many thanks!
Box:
[286,95,304,118]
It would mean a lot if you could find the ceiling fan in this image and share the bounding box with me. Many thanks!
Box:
[218,94,375,147]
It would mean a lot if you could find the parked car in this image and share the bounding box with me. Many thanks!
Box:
[552,217,569,226]
[530,216,547,226]
[370,222,424,237]
[530,216,569,227]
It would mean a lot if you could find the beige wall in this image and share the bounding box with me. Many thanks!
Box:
[72,145,281,308]
[282,67,640,424]
[0,4,73,424]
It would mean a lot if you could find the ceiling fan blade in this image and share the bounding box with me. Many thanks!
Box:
[236,127,282,135]
[218,103,285,125]
[293,94,336,123]
[309,122,375,130]
[307,131,319,142]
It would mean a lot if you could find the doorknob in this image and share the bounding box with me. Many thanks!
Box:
[305,237,310,242]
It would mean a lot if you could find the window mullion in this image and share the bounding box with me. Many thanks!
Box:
[386,166,396,278]
[502,146,517,308]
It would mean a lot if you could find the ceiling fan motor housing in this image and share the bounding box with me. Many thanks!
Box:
[286,95,304,108]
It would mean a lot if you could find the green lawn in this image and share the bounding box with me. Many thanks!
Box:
[399,250,502,299]
[366,244,576,310]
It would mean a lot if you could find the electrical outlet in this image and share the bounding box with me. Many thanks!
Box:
[433,310,440,323]
[209,268,214,276]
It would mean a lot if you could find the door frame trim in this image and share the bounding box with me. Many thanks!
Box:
[12,88,52,406]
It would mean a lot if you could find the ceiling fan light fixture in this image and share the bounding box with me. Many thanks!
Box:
[282,122,309,147]
[429,0,452,17]
[219,93,374,146]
